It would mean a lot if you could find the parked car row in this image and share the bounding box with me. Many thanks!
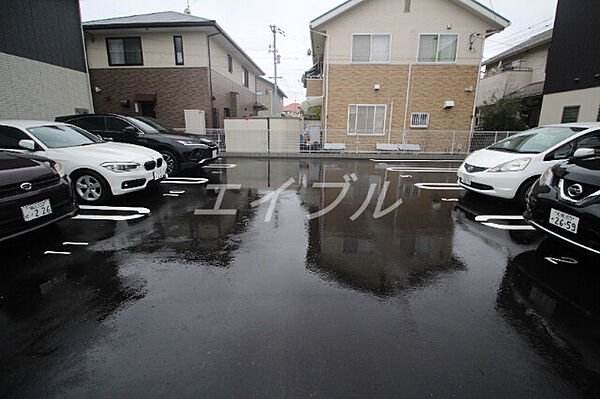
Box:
[0,115,219,242]
[458,122,600,255]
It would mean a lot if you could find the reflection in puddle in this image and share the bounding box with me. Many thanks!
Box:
[498,239,600,395]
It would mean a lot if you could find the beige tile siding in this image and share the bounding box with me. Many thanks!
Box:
[306,79,323,97]
[324,64,478,151]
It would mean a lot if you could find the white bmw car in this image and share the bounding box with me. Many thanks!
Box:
[0,120,167,203]
[458,123,600,204]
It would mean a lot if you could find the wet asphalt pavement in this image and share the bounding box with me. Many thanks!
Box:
[1,157,599,398]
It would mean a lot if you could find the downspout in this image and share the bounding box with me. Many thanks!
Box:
[402,63,412,146]
[207,28,221,128]
[387,100,394,143]
[310,29,329,144]
[78,6,94,113]
[469,32,486,134]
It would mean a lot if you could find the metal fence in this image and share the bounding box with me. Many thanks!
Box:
[199,128,518,155]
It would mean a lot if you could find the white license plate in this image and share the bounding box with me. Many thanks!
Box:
[154,169,166,180]
[212,149,217,158]
[549,208,579,233]
[460,173,471,185]
[21,199,52,222]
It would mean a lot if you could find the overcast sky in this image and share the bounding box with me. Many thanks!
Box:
[80,0,558,104]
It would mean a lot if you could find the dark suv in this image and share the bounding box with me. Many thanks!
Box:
[55,114,219,175]
[0,151,78,242]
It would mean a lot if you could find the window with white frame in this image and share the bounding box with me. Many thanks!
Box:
[242,67,249,88]
[410,112,430,128]
[348,104,387,135]
[417,34,458,63]
[351,34,391,63]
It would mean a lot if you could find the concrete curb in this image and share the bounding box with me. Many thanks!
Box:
[221,152,467,160]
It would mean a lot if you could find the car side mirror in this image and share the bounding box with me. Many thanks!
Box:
[573,148,595,158]
[18,139,37,151]
[123,126,138,135]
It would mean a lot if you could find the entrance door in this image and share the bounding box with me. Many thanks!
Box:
[139,101,156,118]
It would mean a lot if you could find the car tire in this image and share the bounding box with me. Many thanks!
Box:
[71,170,111,204]
[515,177,539,208]
[160,150,179,176]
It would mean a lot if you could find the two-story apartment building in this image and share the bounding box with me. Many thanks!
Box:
[476,28,552,128]
[0,0,92,120]
[305,0,509,151]
[256,76,287,116]
[83,11,264,129]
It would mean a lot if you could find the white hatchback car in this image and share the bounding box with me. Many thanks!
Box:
[0,120,167,203]
[458,123,600,204]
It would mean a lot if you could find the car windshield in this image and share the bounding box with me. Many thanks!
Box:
[27,125,103,148]
[488,126,586,153]
[126,116,173,133]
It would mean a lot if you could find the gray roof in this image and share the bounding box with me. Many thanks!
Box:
[257,76,288,98]
[84,11,211,27]
[507,81,544,99]
[484,28,553,66]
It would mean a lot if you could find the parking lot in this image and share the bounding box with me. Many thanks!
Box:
[1,157,599,398]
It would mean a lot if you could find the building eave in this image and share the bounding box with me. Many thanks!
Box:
[309,0,510,30]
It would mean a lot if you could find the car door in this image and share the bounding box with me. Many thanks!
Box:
[105,116,138,144]
[0,125,46,156]
[544,130,600,162]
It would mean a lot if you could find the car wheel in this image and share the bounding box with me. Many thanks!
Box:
[515,177,538,208]
[72,170,110,204]
[160,150,179,176]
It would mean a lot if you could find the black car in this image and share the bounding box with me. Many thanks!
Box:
[525,150,600,255]
[55,114,219,175]
[0,151,78,243]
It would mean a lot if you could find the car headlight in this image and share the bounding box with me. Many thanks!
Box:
[538,167,554,187]
[176,139,206,147]
[53,161,66,177]
[488,157,531,172]
[101,162,140,172]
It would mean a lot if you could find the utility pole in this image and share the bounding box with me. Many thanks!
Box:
[269,25,284,114]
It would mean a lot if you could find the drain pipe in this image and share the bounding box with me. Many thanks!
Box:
[310,30,329,145]
[387,100,394,143]
[207,29,221,128]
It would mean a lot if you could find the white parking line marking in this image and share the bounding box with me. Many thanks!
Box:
[474,215,536,231]
[387,167,458,173]
[202,164,237,169]
[44,251,71,255]
[414,183,464,190]
[400,175,412,178]
[164,177,208,181]
[371,159,463,163]
[62,242,89,246]
[481,222,536,231]
[169,190,185,194]
[475,215,525,222]
[441,198,459,202]
[79,205,151,214]
[163,193,179,197]
[73,214,145,221]
[161,177,208,185]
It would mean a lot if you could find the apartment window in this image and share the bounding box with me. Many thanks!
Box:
[351,34,391,63]
[228,55,233,73]
[410,112,430,128]
[561,106,580,123]
[418,34,458,63]
[347,104,387,135]
[242,67,249,88]
[173,36,184,65]
[106,37,142,66]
